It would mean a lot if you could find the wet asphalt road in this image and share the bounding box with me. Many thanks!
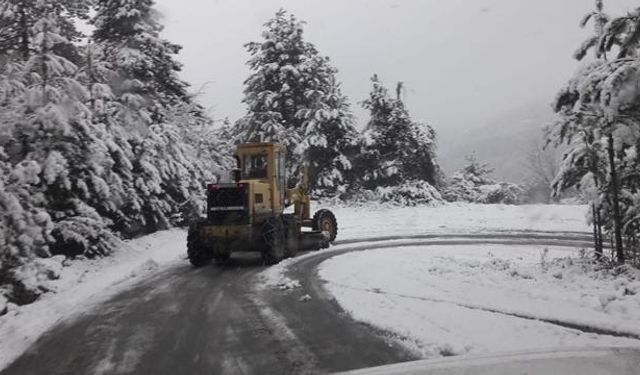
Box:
[1,233,594,375]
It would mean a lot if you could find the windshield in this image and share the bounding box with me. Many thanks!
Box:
[243,154,268,179]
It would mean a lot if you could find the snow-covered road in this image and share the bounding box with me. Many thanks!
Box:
[3,203,635,374]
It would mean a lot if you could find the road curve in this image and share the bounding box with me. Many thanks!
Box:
[1,232,595,375]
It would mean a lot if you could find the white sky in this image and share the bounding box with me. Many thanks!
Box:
[154,0,637,144]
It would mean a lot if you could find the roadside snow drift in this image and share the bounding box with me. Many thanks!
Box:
[319,244,640,358]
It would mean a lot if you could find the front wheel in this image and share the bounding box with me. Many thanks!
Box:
[312,209,338,243]
[187,221,213,267]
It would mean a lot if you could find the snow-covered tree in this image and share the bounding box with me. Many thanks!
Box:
[12,16,116,254]
[547,0,640,263]
[0,2,226,304]
[92,0,189,114]
[0,0,90,62]
[573,0,610,61]
[92,0,223,232]
[0,14,123,303]
[300,65,359,196]
[359,75,440,189]
[443,155,522,204]
[522,140,560,203]
[237,10,358,194]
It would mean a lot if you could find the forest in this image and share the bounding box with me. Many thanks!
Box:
[0,0,638,308]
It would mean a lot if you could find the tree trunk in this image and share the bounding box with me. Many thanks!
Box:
[19,2,29,61]
[607,134,624,263]
[596,208,604,255]
[41,24,48,105]
[592,203,602,260]
[87,42,96,110]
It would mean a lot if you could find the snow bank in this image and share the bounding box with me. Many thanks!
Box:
[322,203,589,240]
[0,228,187,370]
[319,244,640,358]
[262,203,591,290]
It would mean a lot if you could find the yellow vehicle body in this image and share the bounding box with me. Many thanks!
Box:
[187,142,337,266]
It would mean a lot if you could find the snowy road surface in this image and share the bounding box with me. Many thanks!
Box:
[2,204,638,374]
[3,232,624,374]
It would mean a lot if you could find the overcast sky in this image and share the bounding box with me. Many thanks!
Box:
[154,0,637,143]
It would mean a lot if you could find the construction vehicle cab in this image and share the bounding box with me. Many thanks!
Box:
[187,142,338,266]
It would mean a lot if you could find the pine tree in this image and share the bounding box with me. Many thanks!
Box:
[238,9,358,194]
[74,41,147,235]
[0,0,90,62]
[359,75,439,189]
[548,0,640,263]
[0,0,228,305]
[18,16,118,256]
[298,55,359,196]
[574,0,609,60]
[92,0,189,113]
[92,0,223,232]
[0,14,122,306]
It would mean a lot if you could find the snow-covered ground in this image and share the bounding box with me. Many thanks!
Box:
[0,229,187,370]
[0,203,594,370]
[319,244,640,358]
[327,203,589,240]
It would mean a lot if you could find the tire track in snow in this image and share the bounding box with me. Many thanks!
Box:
[248,294,320,374]
[332,231,594,247]
[273,231,635,357]
[324,281,640,341]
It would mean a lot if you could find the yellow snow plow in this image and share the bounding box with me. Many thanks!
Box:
[187,142,337,266]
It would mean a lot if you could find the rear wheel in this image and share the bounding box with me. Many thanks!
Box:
[312,209,338,243]
[262,217,285,265]
[187,221,213,267]
[282,215,299,258]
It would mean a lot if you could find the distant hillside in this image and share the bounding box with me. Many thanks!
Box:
[438,99,555,183]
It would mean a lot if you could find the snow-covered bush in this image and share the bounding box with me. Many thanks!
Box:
[443,155,523,204]
[337,180,443,207]
[5,256,66,305]
[48,200,119,258]
[376,180,443,206]
[477,183,523,205]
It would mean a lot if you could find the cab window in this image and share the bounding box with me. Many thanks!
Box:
[244,154,268,179]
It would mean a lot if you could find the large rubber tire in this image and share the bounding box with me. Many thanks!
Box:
[212,247,231,263]
[261,217,286,265]
[312,209,338,243]
[187,221,213,267]
[282,215,299,258]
